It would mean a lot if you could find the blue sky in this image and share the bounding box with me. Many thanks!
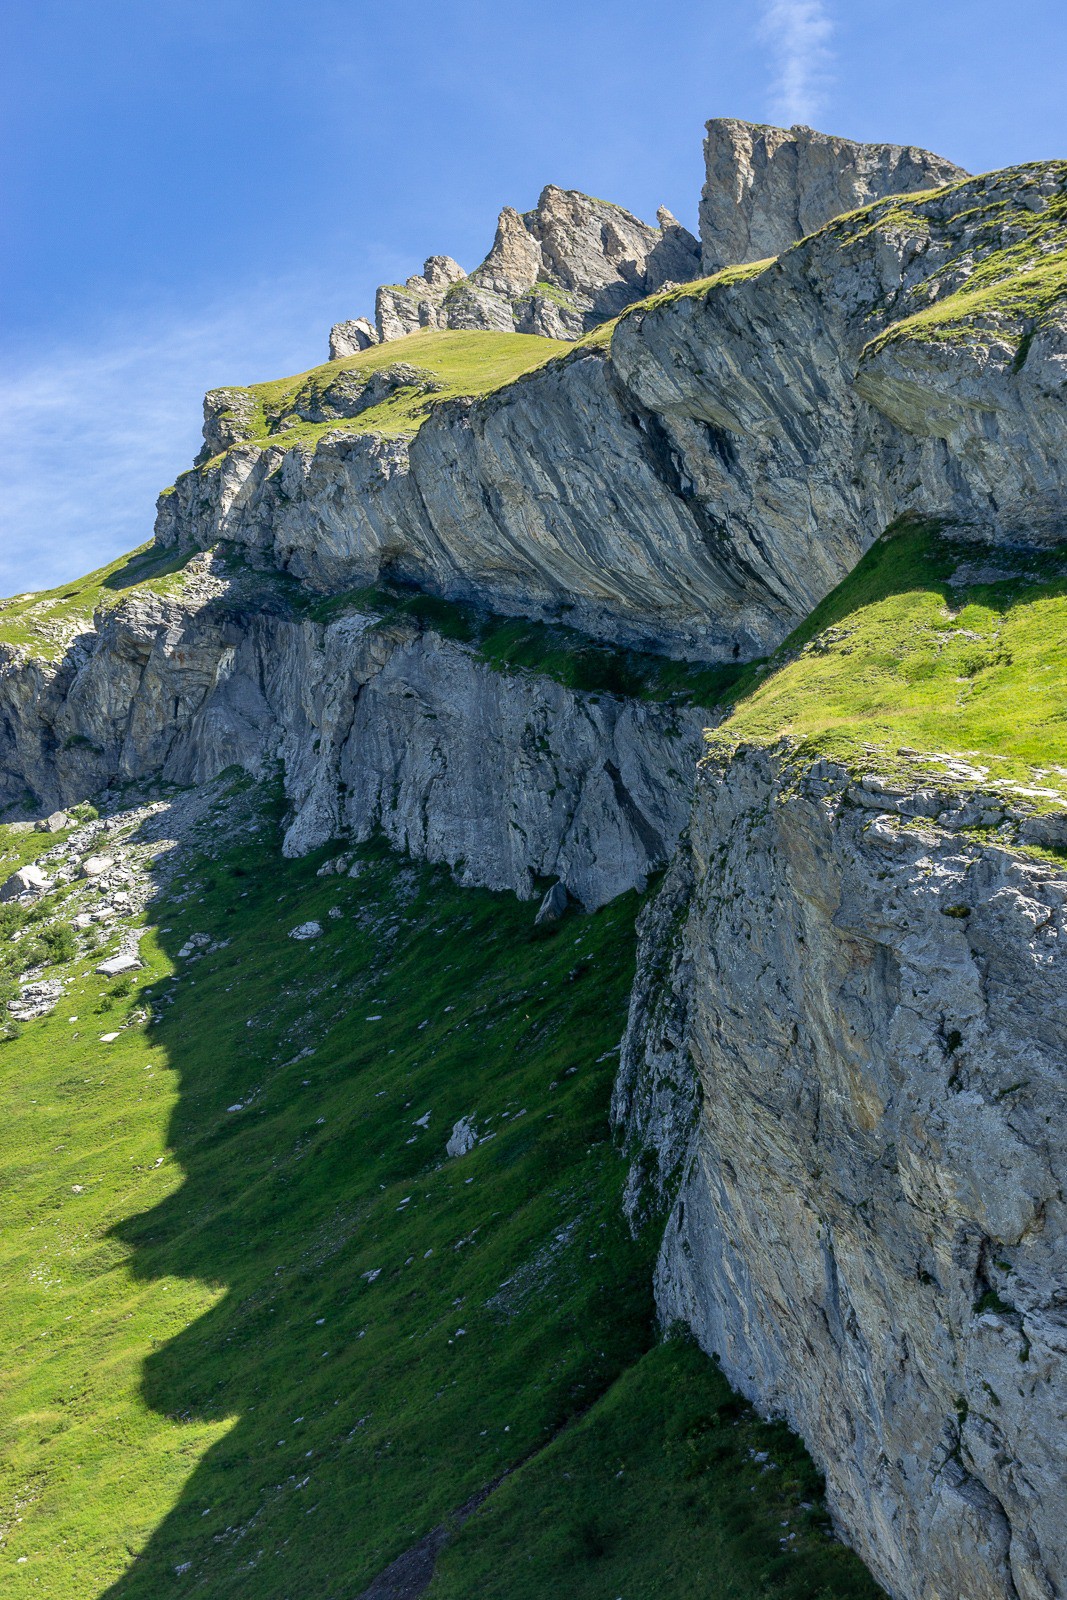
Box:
[3,0,1066,593]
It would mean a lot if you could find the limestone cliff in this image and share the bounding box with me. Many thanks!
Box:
[4,117,1067,1600]
[615,745,1067,1600]
[166,161,1067,663]
[331,185,701,354]
[0,555,705,911]
[699,118,967,272]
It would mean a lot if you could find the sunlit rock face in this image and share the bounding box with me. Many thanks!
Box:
[617,745,1067,1600]
[160,162,1067,664]
[351,186,702,349]
[699,117,967,272]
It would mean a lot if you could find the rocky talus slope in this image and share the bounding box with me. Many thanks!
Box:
[2,119,1066,1600]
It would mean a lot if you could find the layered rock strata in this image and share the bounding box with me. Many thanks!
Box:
[616,744,1067,1600]
[0,570,705,910]
[167,162,1067,660]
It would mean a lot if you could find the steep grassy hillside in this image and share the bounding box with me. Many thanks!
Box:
[0,545,191,662]
[0,776,883,1599]
[709,521,1067,810]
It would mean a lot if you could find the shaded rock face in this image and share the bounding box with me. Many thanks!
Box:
[362,188,701,347]
[699,118,967,272]
[164,163,1067,661]
[617,746,1067,1600]
[0,588,706,911]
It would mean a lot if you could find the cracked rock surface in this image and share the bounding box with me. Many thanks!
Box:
[617,745,1067,1600]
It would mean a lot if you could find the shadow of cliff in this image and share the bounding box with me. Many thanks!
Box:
[95,786,654,1599]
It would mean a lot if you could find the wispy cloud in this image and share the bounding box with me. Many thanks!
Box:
[758,0,834,127]
[0,272,395,596]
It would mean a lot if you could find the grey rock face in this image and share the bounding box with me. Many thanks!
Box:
[0,591,706,912]
[361,188,701,346]
[619,745,1067,1600]
[161,163,1067,662]
[700,117,967,272]
[329,317,379,360]
[376,255,467,341]
[37,810,70,833]
[196,388,261,465]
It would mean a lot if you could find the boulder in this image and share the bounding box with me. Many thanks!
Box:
[80,855,115,878]
[289,921,322,941]
[446,1116,477,1158]
[96,953,142,978]
[36,810,70,833]
[0,863,52,901]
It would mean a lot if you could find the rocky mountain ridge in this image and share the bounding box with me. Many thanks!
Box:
[329,119,963,356]
[2,118,1065,1600]
[161,158,1067,671]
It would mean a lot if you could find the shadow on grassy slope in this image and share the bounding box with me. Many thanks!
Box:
[93,800,653,1597]
[14,778,876,1600]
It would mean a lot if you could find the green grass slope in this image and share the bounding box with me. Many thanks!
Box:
[196,329,565,461]
[0,545,191,663]
[708,521,1067,809]
[0,777,883,1599]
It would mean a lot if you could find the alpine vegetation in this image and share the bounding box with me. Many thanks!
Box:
[2,116,1065,1600]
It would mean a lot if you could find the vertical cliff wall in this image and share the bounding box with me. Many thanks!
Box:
[617,746,1067,1600]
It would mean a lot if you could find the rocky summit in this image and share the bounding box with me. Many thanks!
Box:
[2,118,1065,1600]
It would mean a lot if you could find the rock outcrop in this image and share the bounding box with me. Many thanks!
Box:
[329,316,379,359]
[616,745,1067,1600]
[699,118,968,272]
[0,570,707,910]
[164,161,1067,660]
[336,187,701,352]
[5,119,1067,1600]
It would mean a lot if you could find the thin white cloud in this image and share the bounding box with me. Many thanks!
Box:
[0,270,400,596]
[758,0,834,127]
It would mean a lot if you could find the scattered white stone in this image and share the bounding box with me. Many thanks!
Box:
[80,855,115,878]
[361,1268,382,1282]
[72,914,94,929]
[100,1032,120,1043]
[289,921,322,941]
[413,1111,431,1128]
[328,906,343,920]
[0,864,52,901]
[227,1104,244,1113]
[8,978,63,1019]
[96,953,142,978]
[71,1185,84,1194]
[178,933,212,959]
[447,1116,478,1158]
